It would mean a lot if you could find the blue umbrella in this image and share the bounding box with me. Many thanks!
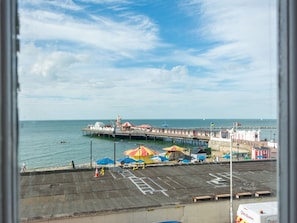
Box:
[198,155,206,161]
[117,157,136,164]
[223,154,230,159]
[134,159,144,163]
[151,155,169,162]
[181,159,190,163]
[96,157,114,165]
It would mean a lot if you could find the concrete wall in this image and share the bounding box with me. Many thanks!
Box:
[31,197,276,223]
[208,139,252,154]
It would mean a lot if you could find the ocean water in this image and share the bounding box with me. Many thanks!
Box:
[19,119,277,169]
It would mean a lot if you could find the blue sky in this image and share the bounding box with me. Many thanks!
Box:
[18,0,277,120]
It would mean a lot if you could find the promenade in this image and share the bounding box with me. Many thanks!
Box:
[20,160,276,222]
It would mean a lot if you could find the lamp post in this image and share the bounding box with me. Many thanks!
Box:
[229,129,234,223]
[273,133,276,148]
[237,143,239,160]
[90,140,92,169]
[113,125,117,168]
[114,141,117,168]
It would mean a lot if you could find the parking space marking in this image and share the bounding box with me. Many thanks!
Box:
[121,170,168,196]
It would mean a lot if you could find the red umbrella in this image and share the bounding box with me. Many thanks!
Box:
[124,146,157,157]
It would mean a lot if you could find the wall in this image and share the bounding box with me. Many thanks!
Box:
[31,197,276,223]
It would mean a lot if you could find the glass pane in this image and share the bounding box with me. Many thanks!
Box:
[18,1,277,222]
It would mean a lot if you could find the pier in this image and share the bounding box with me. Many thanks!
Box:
[82,125,276,147]
[82,127,210,145]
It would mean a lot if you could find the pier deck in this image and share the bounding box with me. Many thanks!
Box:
[82,127,210,141]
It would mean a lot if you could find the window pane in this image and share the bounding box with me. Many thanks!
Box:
[18,1,277,222]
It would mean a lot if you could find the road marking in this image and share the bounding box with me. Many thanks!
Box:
[158,177,176,189]
[121,170,168,196]
[166,176,186,188]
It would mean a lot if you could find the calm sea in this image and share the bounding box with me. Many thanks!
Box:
[19,119,277,169]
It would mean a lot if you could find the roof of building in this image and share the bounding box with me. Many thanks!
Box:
[20,160,277,221]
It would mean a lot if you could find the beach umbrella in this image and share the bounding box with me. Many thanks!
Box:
[198,155,206,161]
[117,157,136,164]
[223,154,230,159]
[124,146,157,164]
[181,159,190,163]
[151,155,169,162]
[96,157,114,165]
[124,145,157,157]
[134,159,144,163]
[162,145,187,152]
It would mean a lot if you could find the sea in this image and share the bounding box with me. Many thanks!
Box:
[19,119,277,170]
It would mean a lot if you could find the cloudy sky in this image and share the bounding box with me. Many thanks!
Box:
[18,0,277,120]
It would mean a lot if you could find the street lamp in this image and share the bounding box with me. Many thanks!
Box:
[113,125,117,168]
[90,140,93,169]
[229,129,234,223]
[237,143,239,160]
[113,141,118,168]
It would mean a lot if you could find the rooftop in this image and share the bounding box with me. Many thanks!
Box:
[20,160,277,221]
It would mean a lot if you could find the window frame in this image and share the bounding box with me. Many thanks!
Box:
[0,0,19,223]
[1,0,297,222]
[278,0,297,222]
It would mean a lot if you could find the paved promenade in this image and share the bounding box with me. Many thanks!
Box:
[20,160,277,222]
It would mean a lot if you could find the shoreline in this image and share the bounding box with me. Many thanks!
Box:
[20,150,247,173]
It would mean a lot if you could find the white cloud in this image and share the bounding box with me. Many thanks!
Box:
[20,7,160,57]
[18,0,277,120]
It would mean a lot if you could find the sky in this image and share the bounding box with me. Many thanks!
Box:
[18,0,277,120]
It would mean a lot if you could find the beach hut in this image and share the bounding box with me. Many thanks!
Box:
[252,146,271,160]
[124,146,157,164]
[163,145,187,161]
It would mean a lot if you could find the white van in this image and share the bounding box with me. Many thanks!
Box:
[236,201,277,223]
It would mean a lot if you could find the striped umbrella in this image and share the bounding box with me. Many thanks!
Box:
[124,145,157,157]
[162,145,187,152]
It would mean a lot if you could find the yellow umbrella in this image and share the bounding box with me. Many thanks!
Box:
[124,146,157,164]
[162,145,187,152]
[125,145,157,156]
